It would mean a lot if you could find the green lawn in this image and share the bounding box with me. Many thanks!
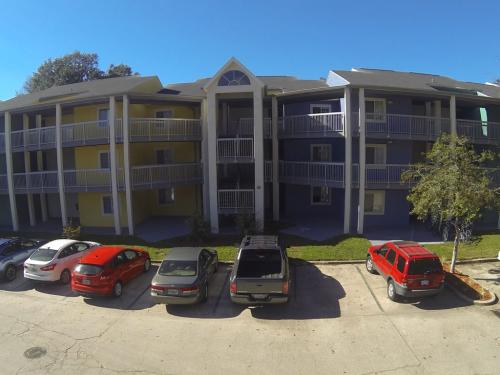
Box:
[426,233,500,261]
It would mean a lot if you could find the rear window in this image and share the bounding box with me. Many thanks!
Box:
[237,249,283,278]
[30,248,58,262]
[407,258,442,275]
[159,260,197,276]
[74,264,103,275]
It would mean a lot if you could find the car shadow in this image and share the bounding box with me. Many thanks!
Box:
[398,287,472,310]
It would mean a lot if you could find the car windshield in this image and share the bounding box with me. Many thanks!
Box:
[30,248,58,262]
[159,260,197,276]
[408,258,442,275]
[74,264,103,275]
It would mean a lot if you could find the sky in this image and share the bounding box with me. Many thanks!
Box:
[0,0,499,100]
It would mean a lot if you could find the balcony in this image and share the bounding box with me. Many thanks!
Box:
[217,138,254,163]
[218,189,254,214]
[457,119,500,145]
[129,118,201,142]
[131,163,203,190]
[352,164,413,188]
[265,161,272,182]
[11,127,56,152]
[219,118,272,138]
[279,112,344,139]
[279,161,345,187]
[63,169,121,192]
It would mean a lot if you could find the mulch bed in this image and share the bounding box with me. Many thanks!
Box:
[443,263,494,301]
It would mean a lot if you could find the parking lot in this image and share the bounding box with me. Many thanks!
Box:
[0,261,499,375]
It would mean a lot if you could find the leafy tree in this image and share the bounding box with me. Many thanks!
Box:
[23,51,137,93]
[402,134,498,273]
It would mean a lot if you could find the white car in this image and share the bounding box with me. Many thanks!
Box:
[24,239,100,284]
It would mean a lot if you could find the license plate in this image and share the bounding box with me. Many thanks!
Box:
[252,294,267,299]
[82,279,91,285]
[167,289,179,296]
[421,280,430,286]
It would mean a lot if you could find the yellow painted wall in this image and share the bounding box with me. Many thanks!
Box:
[77,192,128,228]
[74,145,124,169]
[149,186,201,216]
[130,142,198,166]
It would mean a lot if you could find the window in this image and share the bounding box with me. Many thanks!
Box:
[20,241,35,249]
[156,149,173,164]
[99,151,110,169]
[158,188,175,205]
[124,250,137,261]
[378,246,388,257]
[155,110,173,119]
[480,107,488,136]
[366,144,386,165]
[385,249,396,265]
[74,243,89,252]
[113,252,127,267]
[311,186,330,205]
[365,190,385,215]
[98,108,109,127]
[102,195,113,215]
[217,70,251,86]
[396,256,406,273]
[199,252,210,269]
[311,144,331,162]
[58,245,78,259]
[310,104,331,114]
[365,98,386,122]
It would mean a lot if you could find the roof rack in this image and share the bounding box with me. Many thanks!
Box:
[242,235,279,249]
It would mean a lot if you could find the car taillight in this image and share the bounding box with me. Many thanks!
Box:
[230,281,237,294]
[151,284,166,292]
[282,280,289,294]
[180,286,199,295]
[40,264,56,271]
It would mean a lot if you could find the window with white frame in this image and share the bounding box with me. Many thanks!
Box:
[365,190,385,215]
[156,149,173,164]
[366,144,386,165]
[155,110,173,119]
[310,104,331,114]
[158,188,175,205]
[365,98,386,122]
[102,195,113,215]
[98,108,109,127]
[99,151,110,169]
[311,144,332,162]
[311,186,330,205]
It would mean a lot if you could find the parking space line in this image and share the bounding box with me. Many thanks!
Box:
[356,266,384,313]
[212,269,230,313]
[125,282,152,310]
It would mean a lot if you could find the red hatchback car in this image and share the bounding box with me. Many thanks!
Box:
[366,241,445,301]
[71,246,151,297]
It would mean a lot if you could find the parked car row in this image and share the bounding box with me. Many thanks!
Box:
[0,235,445,305]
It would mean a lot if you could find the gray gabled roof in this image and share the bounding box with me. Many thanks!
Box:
[330,68,500,99]
[0,75,162,112]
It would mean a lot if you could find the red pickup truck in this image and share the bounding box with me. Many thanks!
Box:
[366,241,445,301]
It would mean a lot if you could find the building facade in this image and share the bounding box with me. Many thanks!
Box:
[0,58,499,236]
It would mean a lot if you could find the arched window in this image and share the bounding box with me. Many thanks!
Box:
[217,70,251,86]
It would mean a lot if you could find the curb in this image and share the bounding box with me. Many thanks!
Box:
[446,283,498,306]
[455,258,499,264]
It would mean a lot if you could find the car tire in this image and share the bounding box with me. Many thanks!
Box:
[144,258,151,273]
[365,256,377,274]
[5,264,17,282]
[60,269,71,285]
[387,279,399,302]
[201,283,208,303]
[112,281,123,298]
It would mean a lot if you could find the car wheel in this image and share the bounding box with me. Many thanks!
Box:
[387,280,399,302]
[201,283,208,303]
[144,258,151,273]
[5,265,17,282]
[60,269,71,285]
[365,256,377,274]
[112,282,123,298]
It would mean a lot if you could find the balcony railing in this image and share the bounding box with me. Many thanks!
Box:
[129,118,201,142]
[218,118,272,138]
[352,164,413,188]
[279,161,345,187]
[13,171,59,193]
[63,168,126,192]
[131,163,202,190]
[265,161,272,182]
[457,119,500,144]
[217,138,254,162]
[218,189,254,213]
[279,112,344,138]
[61,120,110,147]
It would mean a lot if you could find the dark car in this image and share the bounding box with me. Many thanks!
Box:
[0,238,46,281]
[150,247,218,305]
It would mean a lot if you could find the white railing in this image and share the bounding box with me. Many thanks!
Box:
[129,118,201,141]
[265,160,273,182]
[12,171,59,192]
[352,164,412,187]
[279,112,344,138]
[217,138,254,161]
[457,119,500,144]
[218,189,254,212]
[0,174,8,192]
[279,161,344,187]
[61,120,110,146]
[63,169,120,192]
[131,163,202,189]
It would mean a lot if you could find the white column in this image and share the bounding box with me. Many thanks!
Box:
[23,114,36,226]
[271,96,279,222]
[123,95,134,235]
[55,104,68,227]
[109,96,121,235]
[357,88,366,234]
[344,87,352,234]
[4,112,19,231]
[207,93,219,233]
[254,88,265,233]
[433,100,442,135]
[450,95,457,137]
[201,98,210,221]
[36,114,48,222]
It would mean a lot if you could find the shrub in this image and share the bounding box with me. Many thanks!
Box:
[235,213,257,236]
[62,220,80,240]
[187,214,210,241]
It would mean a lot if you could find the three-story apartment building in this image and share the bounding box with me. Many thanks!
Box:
[1,58,499,236]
